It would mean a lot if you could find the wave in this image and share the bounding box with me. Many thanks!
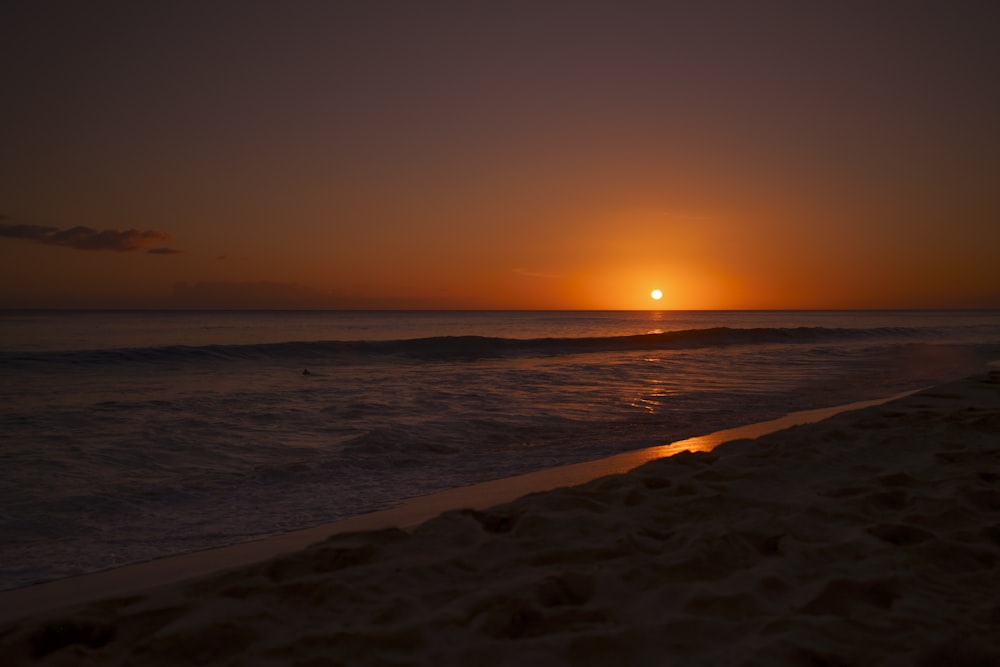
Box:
[0,326,926,368]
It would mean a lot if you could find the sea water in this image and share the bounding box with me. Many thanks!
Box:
[2,309,999,590]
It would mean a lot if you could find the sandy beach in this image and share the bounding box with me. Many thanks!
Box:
[2,371,999,665]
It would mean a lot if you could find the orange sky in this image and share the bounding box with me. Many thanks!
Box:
[2,2,999,310]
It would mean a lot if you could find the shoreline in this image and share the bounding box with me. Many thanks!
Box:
[3,371,999,664]
[0,390,917,625]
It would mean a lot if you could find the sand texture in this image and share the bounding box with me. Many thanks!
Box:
[2,372,999,666]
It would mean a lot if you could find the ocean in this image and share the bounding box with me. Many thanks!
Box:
[1,309,999,591]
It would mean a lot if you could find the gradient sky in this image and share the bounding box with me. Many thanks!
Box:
[2,1,998,310]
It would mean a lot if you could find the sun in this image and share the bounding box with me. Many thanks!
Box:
[650,289,663,301]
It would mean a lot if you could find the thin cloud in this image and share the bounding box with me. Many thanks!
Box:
[0,220,175,252]
[659,210,714,222]
[170,281,332,309]
[512,267,563,279]
[147,247,183,255]
[168,281,473,309]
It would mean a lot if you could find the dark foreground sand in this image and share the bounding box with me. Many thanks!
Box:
[2,372,999,666]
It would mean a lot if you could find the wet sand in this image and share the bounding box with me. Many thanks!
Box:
[2,372,998,665]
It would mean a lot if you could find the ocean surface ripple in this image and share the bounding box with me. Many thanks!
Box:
[1,309,998,590]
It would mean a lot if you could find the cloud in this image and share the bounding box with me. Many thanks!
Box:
[512,267,563,279]
[0,220,176,252]
[147,247,184,255]
[167,281,462,309]
[170,281,331,309]
[658,210,715,222]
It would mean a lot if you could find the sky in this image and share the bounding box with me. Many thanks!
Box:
[2,1,999,310]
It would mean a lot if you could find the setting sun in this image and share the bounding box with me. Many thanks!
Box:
[651,289,663,301]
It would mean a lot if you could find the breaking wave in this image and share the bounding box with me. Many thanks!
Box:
[1,326,923,367]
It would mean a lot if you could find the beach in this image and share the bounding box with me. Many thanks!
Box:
[5,1,1000,661]
[2,371,998,665]
[4,309,998,592]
